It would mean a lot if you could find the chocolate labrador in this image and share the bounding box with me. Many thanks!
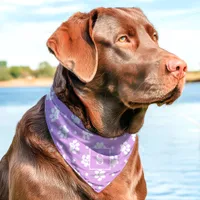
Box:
[0,7,187,200]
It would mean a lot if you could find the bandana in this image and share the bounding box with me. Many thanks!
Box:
[45,88,136,192]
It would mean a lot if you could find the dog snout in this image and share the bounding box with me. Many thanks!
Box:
[166,58,187,80]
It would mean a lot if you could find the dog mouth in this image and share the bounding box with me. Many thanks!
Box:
[119,87,179,134]
[127,86,180,108]
[156,87,180,106]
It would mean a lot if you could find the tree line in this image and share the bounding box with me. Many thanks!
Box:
[0,61,56,81]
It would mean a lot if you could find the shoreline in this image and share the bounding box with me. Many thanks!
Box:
[0,74,199,88]
[0,78,53,88]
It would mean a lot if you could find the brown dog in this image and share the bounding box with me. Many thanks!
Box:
[0,7,187,200]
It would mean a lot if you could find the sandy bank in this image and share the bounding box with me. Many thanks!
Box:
[186,71,200,82]
[0,78,53,88]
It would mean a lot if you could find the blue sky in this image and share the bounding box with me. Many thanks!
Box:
[0,0,200,70]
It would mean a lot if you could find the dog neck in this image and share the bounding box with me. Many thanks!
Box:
[52,65,146,138]
[52,65,123,137]
[53,65,95,131]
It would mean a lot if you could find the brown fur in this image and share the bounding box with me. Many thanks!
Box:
[0,7,186,200]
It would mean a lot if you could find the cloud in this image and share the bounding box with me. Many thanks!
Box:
[124,0,154,1]
[35,4,86,15]
[1,0,45,6]
[134,0,154,2]
[0,5,16,12]
[0,21,60,69]
[146,8,200,17]
[159,29,200,71]
[0,0,74,6]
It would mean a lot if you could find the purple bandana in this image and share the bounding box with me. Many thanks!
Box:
[45,88,136,192]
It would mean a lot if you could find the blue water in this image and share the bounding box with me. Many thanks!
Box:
[0,83,200,199]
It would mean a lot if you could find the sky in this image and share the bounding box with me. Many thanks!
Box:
[0,0,200,71]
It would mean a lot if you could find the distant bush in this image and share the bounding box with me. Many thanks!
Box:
[0,67,12,81]
[34,62,56,78]
[0,61,56,82]
[0,61,7,68]
[9,66,33,78]
[9,66,22,78]
[18,66,33,78]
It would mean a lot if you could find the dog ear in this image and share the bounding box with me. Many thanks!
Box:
[47,11,98,83]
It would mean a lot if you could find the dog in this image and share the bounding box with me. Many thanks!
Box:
[0,7,187,200]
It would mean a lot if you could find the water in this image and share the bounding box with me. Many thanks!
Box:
[0,83,200,199]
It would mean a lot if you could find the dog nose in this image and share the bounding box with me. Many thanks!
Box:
[166,58,187,79]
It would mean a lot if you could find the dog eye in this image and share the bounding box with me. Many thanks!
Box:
[118,36,129,43]
[153,32,158,41]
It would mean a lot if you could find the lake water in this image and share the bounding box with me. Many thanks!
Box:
[0,83,200,199]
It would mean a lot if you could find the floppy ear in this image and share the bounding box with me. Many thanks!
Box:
[47,11,98,83]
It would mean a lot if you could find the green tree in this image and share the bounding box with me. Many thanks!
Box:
[9,66,33,78]
[0,61,7,68]
[9,66,22,78]
[35,62,55,77]
[19,66,33,78]
[0,67,12,81]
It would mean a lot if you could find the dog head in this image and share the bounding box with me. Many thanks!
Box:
[47,7,187,137]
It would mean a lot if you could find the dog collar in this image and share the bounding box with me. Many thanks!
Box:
[45,88,136,192]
